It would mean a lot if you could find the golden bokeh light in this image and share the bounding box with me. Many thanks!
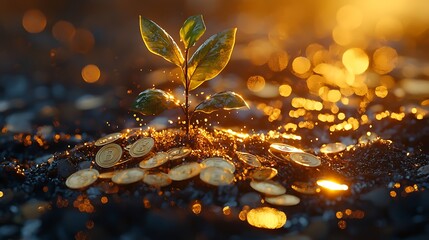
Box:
[81,64,101,83]
[246,207,286,229]
[373,47,398,74]
[375,17,403,41]
[22,9,47,33]
[292,57,311,75]
[247,75,266,92]
[52,21,76,43]
[71,28,95,53]
[279,84,292,97]
[336,5,363,30]
[375,86,388,98]
[342,48,369,75]
[317,179,349,191]
[246,39,272,66]
[268,51,289,72]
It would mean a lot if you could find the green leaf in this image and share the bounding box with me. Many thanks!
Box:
[131,89,179,115]
[187,28,237,91]
[139,16,184,67]
[194,91,249,114]
[180,15,206,49]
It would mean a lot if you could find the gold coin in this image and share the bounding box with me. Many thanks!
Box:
[291,181,321,194]
[66,169,99,189]
[199,167,234,186]
[265,194,300,206]
[270,143,303,153]
[236,151,262,168]
[167,146,192,160]
[168,162,201,181]
[138,152,169,169]
[111,168,145,184]
[95,143,123,168]
[250,167,278,181]
[98,171,116,179]
[129,137,155,158]
[268,149,285,161]
[250,180,286,196]
[320,142,346,154]
[95,132,123,146]
[143,171,172,187]
[289,152,321,167]
[201,157,235,173]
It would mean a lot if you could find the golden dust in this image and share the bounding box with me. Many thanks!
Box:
[82,64,101,83]
[317,179,349,191]
[22,9,47,33]
[246,207,286,229]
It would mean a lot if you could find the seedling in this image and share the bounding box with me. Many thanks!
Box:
[132,15,248,138]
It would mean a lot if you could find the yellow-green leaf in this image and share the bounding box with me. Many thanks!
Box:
[187,28,237,91]
[131,89,179,115]
[194,91,249,114]
[180,15,206,49]
[139,16,184,67]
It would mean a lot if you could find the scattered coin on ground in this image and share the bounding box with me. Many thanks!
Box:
[129,137,155,158]
[167,146,192,160]
[250,167,278,181]
[143,171,172,187]
[289,152,321,167]
[265,194,300,206]
[95,143,123,168]
[291,181,321,194]
[168,162,201,181]
[320,142,346,154]
[250,180,286,196]
[270,143,303,153]
[201,157,235,173]
[200,167,234,186]
[95,132,123,146]
[111,168,145,185]
[139,152,169,169]
[66,169,99,189]
[236,151,262,167]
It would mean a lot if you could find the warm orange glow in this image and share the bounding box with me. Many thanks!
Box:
[292,57,311,75]
[247,75,265,92]
[317,179,349,191]
[52,21,76,43]
[72,29,95,53]
[279,84,292,97]
[0,191,3,198]
[191,202,202,215]
[22,9,47,33]
[342,48,369,75]
[268,51,289,72]
[82,64,101,83]
[246,207,286,229]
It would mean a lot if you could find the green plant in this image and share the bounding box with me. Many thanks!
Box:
[132,15,248,137]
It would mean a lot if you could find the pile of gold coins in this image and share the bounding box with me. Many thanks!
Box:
[65,131,350,209]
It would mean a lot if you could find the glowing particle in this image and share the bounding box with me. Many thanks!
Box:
[52,21,76,43]
[247,75,265,92]
[191,202,202,215]
[22,9,47,33]
[246,207,286,229]
[373,47,398,74]
[0,191,3,198]
[342,48,369,75]
[317,179,348,191]
[292,57,311,75]
[268,51,289,72]
[81,64,101,83]
[279,84,292,97]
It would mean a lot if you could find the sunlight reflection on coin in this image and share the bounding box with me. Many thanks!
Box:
[265,194,300,206]
[143,171,172,187]
[138,152,169,169]
[320,142,346,154]
[98,171,116,179]
[95,132,123,146]
[201,157,235,173]
[289,152,321,167]
[95,143,123,168]
[250,180,286,196]
[168,162,201,181]
[129,137,155,158]
[66,169,99,189]
[200,167,234,186]
[111,168,145,185]
[291,181,321,194]
[236,151,262,168]
[250,167,278,181]
[167,146,192,160]
[270,143,303,153]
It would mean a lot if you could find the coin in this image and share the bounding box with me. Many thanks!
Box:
[95,143,123,168]
[250,167,278,181]
[291,181,321,194]
[167,146,192,160]
[138,152,169,169]
[129,137,155,158]
[289,152,321,167]
[201,157,235,173]
[66,169,99,189]
[320,142,346,154]
[236,151,262,168]
[250,180,286,196]
[168,162,201,181]
[98,171,116,179]
[268,149,285,161]
[270,143,303,153]
[265,194,300,206]
[95,132,123,146]
[200,167,234,186]
[111,168,145,184]
[143,171,172,187]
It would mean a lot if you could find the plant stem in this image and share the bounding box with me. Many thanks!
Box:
[184,48,190,138]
